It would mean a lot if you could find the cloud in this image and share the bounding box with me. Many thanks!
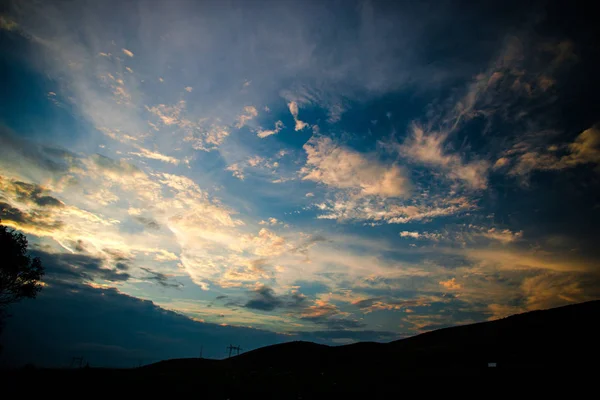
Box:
[439,278,461,290]
[235,106,259,129]
[133,216,161,230]
[509,126,600,176]
[399,231,441,241]
[4,0,600,347]
[32,250,131,285]
[493,157,510,170]
[478,227,523,244]
[298,299,364,329]
[139,267,182,289]
[0,179,68,234]
[257,120,284,138]
[0,178,64,208]
[0,125,78,179]
[121,48,134,57]
[129,148,180,165]
[146,101,186,126]
[520,272,596,311]
[145,101,229,152]
[0,15,18,31]
[1,279,302,366]
[399,124,490,189]
[352,297,431,313]
[302,136,411,198]
[314,195,475,224]
[259,217,280,226]
[225,155,281,181]
[244,285,283,311]
[226,163,245,180]
[243,228,288,257]
[288,101,308,131]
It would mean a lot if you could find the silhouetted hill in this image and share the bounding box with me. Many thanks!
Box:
[143,300,599,373]
[6,301,599,395]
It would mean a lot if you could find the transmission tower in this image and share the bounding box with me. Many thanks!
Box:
[70,357,84,369]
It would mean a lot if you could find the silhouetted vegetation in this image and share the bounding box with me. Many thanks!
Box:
[0,220,45,328]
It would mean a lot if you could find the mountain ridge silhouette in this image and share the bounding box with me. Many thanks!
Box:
[146,299,599,371]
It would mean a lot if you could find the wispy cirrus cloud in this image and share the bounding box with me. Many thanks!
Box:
[506,125,600,177]
[399,124,490,190]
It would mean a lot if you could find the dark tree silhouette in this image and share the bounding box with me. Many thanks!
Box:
[0,220,45,309]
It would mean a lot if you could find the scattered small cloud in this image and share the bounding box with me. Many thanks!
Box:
[129,148,179,165]
[288,101,308,131]
[439,278,461,290]
[259,217,280,226]
[121,48,134,57]
[399,231,442,240]
[140,267,182,289]
[257,120,284,138]
[226,163,245,180]
[235,106,259,128]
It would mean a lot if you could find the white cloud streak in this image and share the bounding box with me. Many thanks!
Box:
[288,101,308,131]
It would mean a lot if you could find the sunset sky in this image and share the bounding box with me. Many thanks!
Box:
[1,0,599,366]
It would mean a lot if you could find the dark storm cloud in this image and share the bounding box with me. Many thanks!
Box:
[1,278,397,367]
[243,286,307,312]
[0,201,64,231]
[140,267,182,289]
[240,287,358,329]
[0,125,78,175]
[31,250,131,284]
[134,216,161,230]
[0,202,27,224]
[34,195,63,207]
[0,281,293,367]
[244,286,283,311]
[116,262,130,271]
[10,180,64,208]
[102,248,130,262]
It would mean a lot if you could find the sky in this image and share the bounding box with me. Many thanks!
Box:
[1,0,599,367]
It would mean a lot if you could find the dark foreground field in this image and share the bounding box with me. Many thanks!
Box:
[3,301,598,395]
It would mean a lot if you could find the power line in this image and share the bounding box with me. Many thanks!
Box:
[226,344,242,358]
